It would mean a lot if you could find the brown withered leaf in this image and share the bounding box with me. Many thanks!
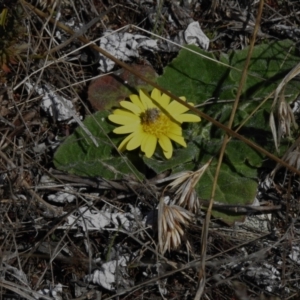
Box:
[88,64,157,111]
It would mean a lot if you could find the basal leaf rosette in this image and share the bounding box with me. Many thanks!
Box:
[108,88,201,159]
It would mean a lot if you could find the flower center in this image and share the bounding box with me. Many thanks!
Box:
[141,108,170,137]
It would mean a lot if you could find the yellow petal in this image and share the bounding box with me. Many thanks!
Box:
[129,94,145,111]
[151,88,161,102]
[160,93,171,108]
[108,114,140,125]
[143,134,157,158]
[151,89,170,108]
[168,133,187,147]
[159,135,173,159]
[118,132,135,151]
[174,114,201,123]
[167,100,189,115]
[169,122,182,135]
[158,134,172,152]
[126,130,144,150]
[141,133,150,152]
[114,123,141,134]
[139,89,155,109]
[120,100,142,115]
[113,109,140,119]
[163,149,172,159]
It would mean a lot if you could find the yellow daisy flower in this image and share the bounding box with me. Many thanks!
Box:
[108,88,201,159]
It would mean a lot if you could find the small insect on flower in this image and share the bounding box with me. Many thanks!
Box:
[140,108,160,124]
[108,88,201,159]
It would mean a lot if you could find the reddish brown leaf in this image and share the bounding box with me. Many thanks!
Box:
[88,64,157,111]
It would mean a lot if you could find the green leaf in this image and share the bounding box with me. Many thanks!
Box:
[53,111,144,179]
[159,40,299,103]
[157,47,235,103]
[228,40,299,101]
[197,163,257,225]
[143,142,200,174]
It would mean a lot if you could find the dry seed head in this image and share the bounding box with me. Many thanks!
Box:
[272,91,298,150]
[158,197,193,254]
[270,88,298,151]
[278,100,296,137]
[166,160,211,213]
